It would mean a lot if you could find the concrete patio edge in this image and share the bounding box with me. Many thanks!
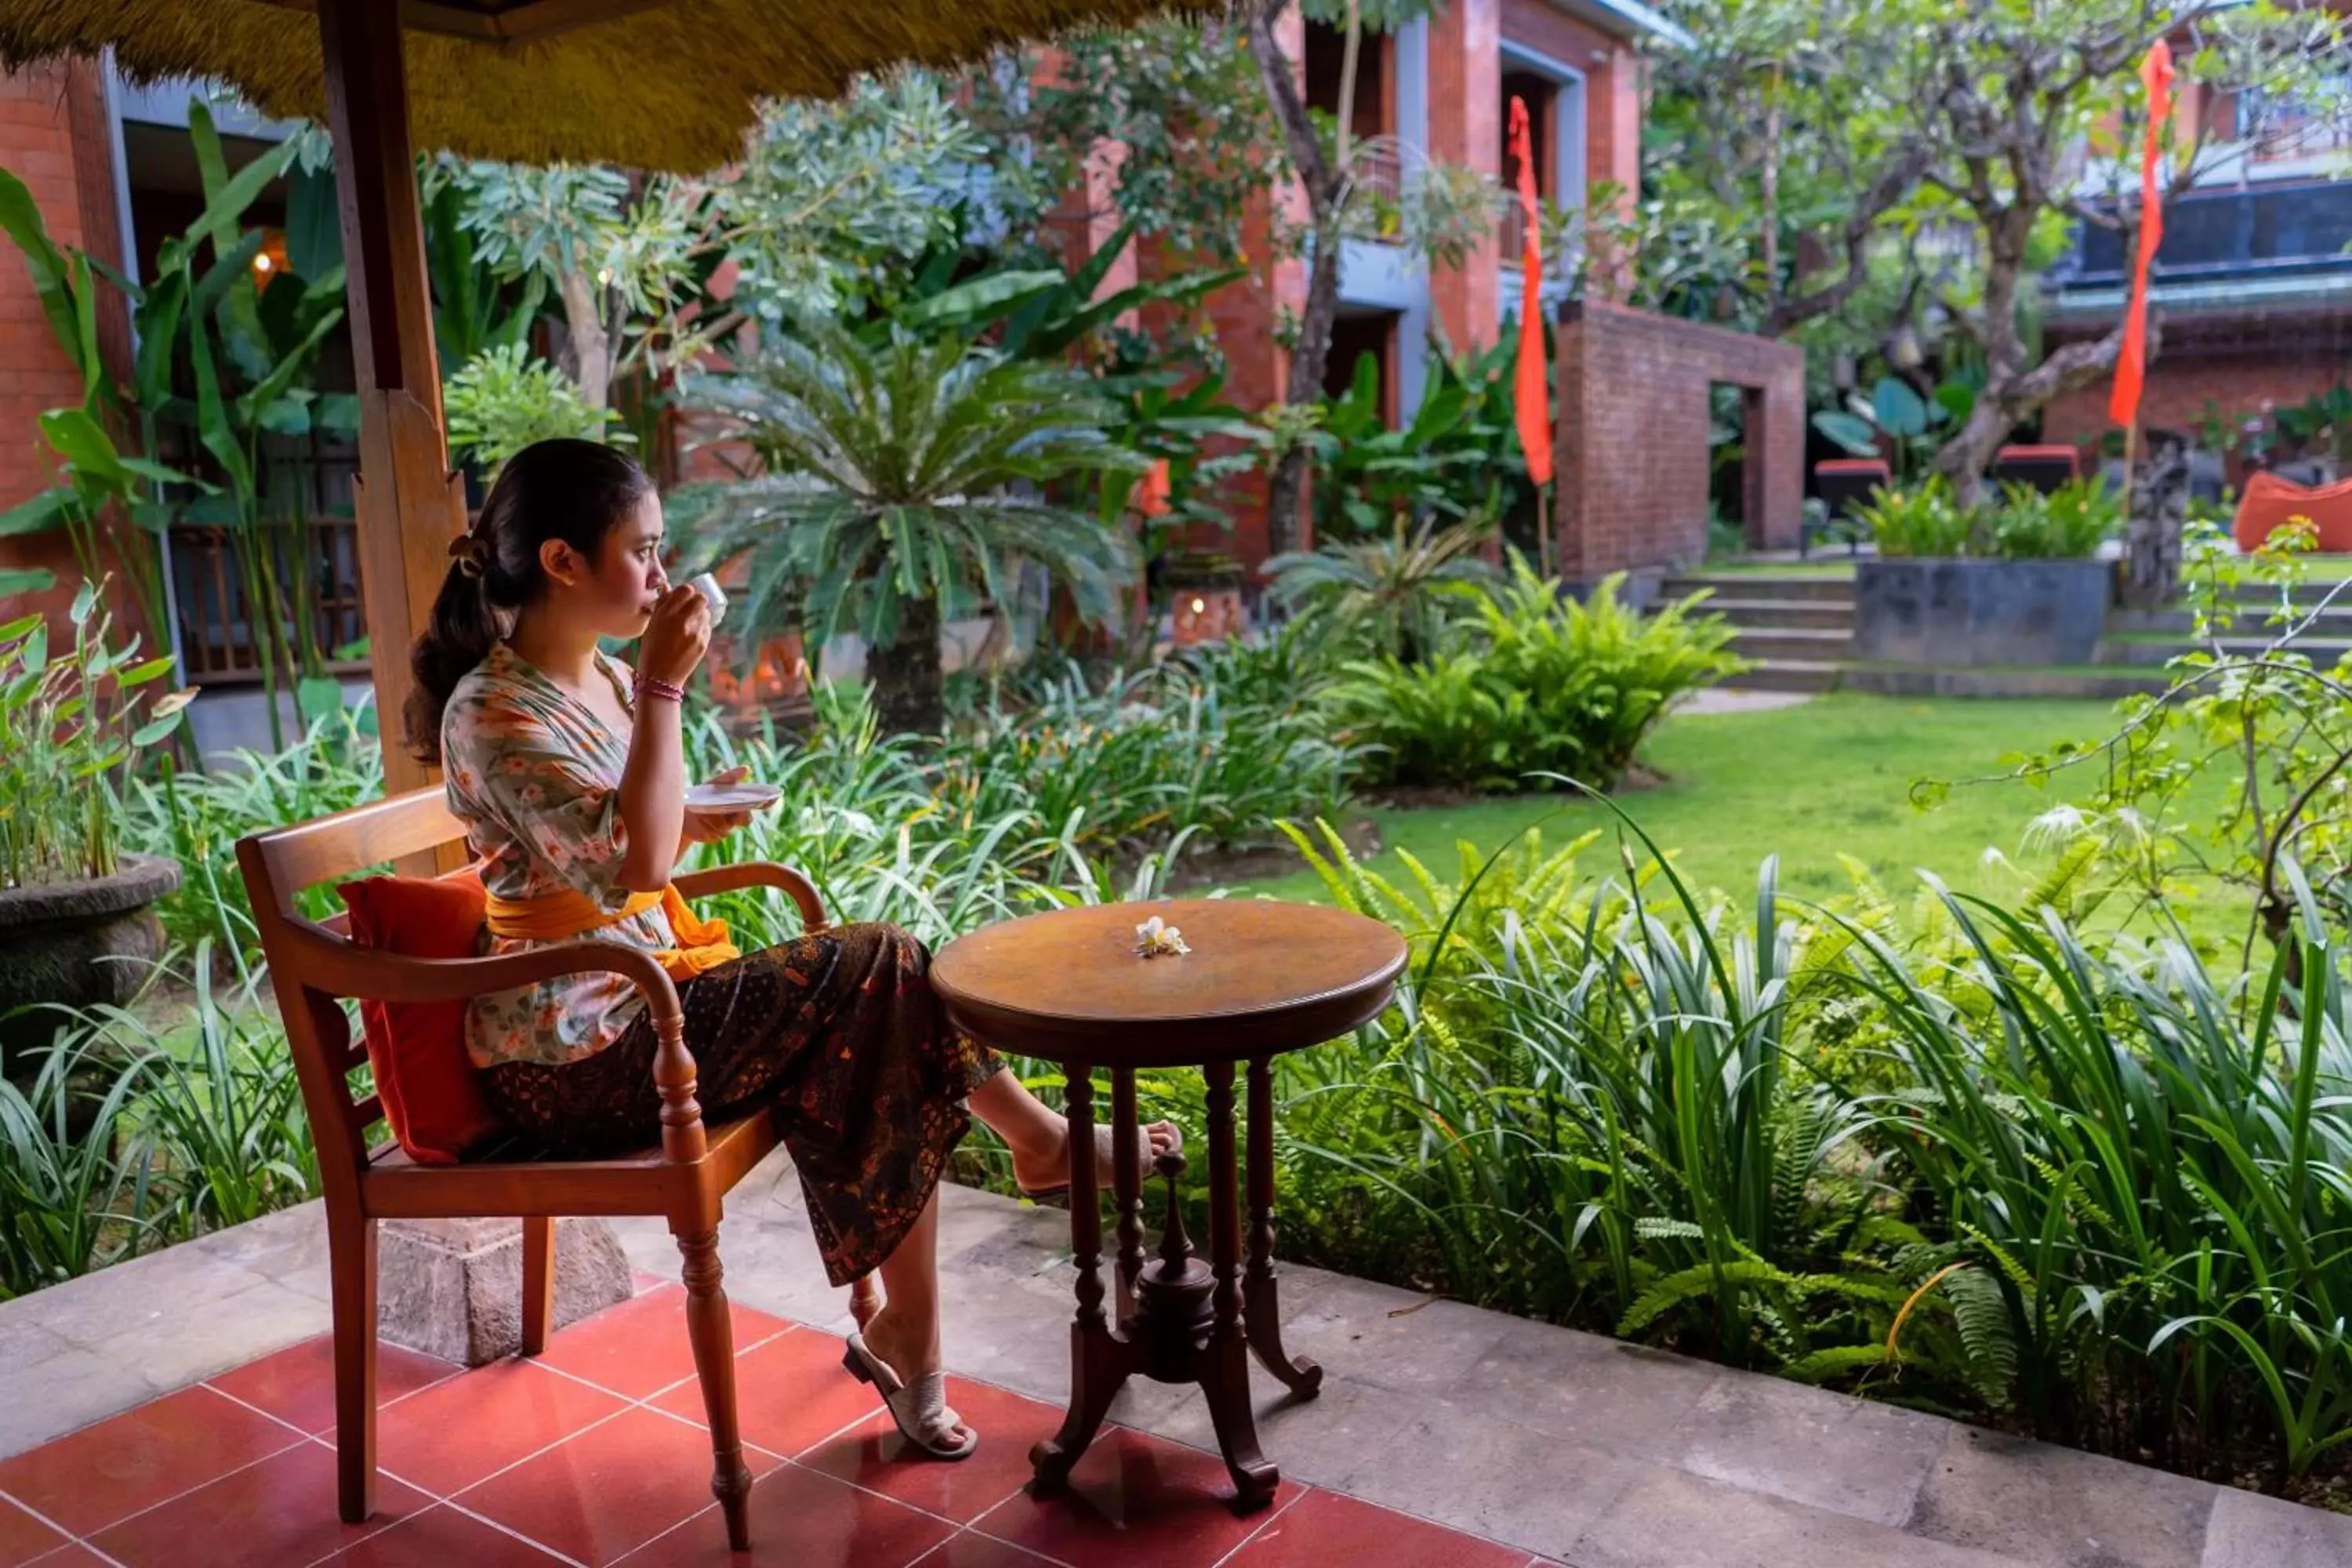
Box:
[4,1162,2348,1568]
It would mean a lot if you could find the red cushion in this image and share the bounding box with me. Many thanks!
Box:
[337,871,505,1165]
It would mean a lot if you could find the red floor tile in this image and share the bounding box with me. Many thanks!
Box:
[1219,1488,1530,1567]
[319,1504,568,1564]
[615,1464,954,1566]
[206,1336,460,1434]
[909,1534,1061,1567]
[89,1440,432,1568]
[20,1548,109,1566]
[971,1427,1305,1568]
[376,1360,628,1497]
[0,1385,305,1537]
[531,1284,797,1401]
[0,1499,66,1568]
[798,1377,1063,1524]
[650,1327,879,1456]
[456,1404,782,1565]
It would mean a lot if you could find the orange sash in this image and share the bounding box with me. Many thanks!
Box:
[483,884,739,982]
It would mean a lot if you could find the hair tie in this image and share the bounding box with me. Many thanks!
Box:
[448,533,490,579]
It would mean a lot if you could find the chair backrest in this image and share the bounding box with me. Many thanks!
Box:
[236,788,472,1181]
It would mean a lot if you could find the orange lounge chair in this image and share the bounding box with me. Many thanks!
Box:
[2234,470,2352,554]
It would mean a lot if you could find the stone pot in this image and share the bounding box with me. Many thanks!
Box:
[0,854,180,1072]
[1853,558,2112,668]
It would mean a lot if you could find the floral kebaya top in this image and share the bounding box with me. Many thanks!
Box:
[441,641,672,1068]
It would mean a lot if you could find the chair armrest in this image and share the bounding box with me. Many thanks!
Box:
[275,917,683,1016]
[673,861,828,933]
[276,920,720,1164]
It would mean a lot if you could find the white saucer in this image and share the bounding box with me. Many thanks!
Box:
[684,782,782,811]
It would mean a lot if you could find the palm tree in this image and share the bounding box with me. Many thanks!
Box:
[671,318,1140,735]
[1262,515,1501,666]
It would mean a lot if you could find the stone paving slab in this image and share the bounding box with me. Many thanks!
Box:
[5,1163,2350,1568]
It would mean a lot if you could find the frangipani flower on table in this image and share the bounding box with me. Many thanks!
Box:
[1134,916,1191,958]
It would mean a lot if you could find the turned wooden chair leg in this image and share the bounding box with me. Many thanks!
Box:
[328,1210,379,1524]
[520,1216,556,1356]
[676,1226,753,1551]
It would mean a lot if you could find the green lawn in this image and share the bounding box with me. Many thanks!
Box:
[1243,692,2249,953]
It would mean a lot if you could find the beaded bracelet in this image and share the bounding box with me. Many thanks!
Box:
[636,673,687,706]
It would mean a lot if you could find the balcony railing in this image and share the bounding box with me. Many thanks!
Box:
[2062,180,2352,287]
[1348,144,1403,211]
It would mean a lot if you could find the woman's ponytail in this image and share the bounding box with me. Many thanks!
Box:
[401,438,656,766]
[404,547,504,765]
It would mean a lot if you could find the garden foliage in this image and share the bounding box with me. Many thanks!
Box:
[1329,561,1745,793]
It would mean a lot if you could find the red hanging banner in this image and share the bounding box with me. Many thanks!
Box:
[2109,40,2174,430]
[1509,95,1553,488]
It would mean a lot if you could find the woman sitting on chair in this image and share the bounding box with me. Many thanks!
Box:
[407,438,1178,1461]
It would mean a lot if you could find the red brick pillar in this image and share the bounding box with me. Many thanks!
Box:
[1425,0,1501,353]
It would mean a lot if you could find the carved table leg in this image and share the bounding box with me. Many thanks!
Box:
[1112,1067,1145,1328]
[1033,1062,1123,1493]
[1201,1061,1279,1509]
[1243,1056,1323,1397]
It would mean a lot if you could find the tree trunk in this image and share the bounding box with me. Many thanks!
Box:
[866,592,943,736]
[556,267,613,412]
[1247,0,1348,560]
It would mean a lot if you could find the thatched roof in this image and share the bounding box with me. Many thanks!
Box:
[0,0,1176,172]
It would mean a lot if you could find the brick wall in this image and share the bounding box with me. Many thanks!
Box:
[1553,299,1802,585]
[0,60,128,629]
[2042,338,2352,451]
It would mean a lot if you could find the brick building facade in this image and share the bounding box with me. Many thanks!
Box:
[0,59,130,631]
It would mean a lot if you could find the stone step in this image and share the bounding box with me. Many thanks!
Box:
[2095,634,2352,666]
[1730,627,1855,662]
[2106,604,2352,636]
[1723,659,1845,694]
[1697,598,1857,631]
[1663,572,1857,605]
[1837,663,2169,699]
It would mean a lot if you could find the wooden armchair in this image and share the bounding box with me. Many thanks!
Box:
[237,786,828,1553]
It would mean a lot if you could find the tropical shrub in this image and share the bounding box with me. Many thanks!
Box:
[1854,478,1982,558]
[1330,561,1744,792]
[122,706,386,960]
[442,344,628,480]
[1988,477,2122,560]
[1257,814,2352,1492]
[0,946,322,1300]
[1860,475,2119,561]
[1,586,193,888]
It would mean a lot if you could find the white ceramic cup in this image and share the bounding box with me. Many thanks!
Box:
[687,572,728,628]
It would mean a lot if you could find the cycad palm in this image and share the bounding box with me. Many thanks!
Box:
[671,318,1139,734]
[1263,515,1499,666]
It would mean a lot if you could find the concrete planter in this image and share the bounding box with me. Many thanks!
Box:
[0,854,180,1070]
[1854,557,2112,667]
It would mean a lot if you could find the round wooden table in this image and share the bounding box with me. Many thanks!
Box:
[932,898,1407,1510]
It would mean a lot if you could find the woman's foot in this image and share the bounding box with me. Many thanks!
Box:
[1009,1117,1183,1197]
[852,1303,973,1456]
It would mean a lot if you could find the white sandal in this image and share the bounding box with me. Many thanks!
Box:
[842,1333,978,1461]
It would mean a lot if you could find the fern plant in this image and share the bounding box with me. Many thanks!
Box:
[1327,557,1746,793]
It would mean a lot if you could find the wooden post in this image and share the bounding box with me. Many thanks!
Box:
[318,0,466,795]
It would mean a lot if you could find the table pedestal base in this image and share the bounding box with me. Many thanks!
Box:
[1029,1060,1317,1514]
